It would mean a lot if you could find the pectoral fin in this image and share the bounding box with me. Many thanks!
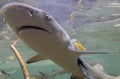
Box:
[75,50,108,54]
[69,39,108,56]
[26,54,47,64]
[71,49,109,55]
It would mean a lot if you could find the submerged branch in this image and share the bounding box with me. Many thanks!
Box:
[10,39,30,79]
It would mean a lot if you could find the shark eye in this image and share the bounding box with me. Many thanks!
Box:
[44,14,51,21]
[30,11,33,15]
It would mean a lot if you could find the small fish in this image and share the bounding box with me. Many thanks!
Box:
[0,70,11,79]
[8,55,15,60]
[0,70,11,76]
[30,70,68,79]
[1,3,107,78]
[114,24,120,27]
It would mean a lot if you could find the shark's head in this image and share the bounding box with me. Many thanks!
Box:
[1,3,60,34]
[1,3,70,52]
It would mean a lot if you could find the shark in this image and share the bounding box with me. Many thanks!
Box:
[1,3,107,78]
[77,57,120,79]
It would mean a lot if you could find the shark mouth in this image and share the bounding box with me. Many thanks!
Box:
[18,25,50,33]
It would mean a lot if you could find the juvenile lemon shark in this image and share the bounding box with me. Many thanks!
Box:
[1,3,106,78]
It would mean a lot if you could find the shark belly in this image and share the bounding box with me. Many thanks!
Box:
[49,50,83,77]
[18,29,83,77]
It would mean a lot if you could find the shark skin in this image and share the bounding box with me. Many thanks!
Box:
[1,3,107,78]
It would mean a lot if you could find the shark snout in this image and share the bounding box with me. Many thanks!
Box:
[1,3,34,21]
[1,3,58,35]
[0,3,44,33]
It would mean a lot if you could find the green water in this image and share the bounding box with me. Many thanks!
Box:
[0,19,120,78]
[0,40,71,79]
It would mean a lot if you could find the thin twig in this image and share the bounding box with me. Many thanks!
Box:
[10,39,30,79]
